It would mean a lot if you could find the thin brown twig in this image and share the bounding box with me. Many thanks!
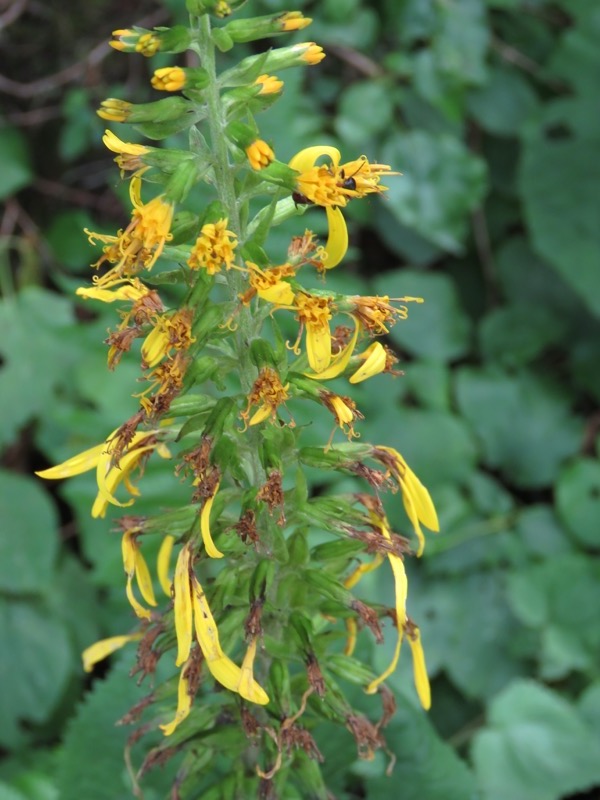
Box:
[326,44,383,78]
[490,34,567,91]
[0,0,27,30]
[0,8,169,98]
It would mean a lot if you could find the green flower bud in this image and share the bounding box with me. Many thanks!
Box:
[268,659,292,714]
[310,539,365,562]
[328,654,377,686]
[110,25,192,57]
[287,530,309,566]
[165,160,202,203]
[169,393,217,417]
[303,569,352,605]
[249,559,275,601]
[187,355,220,385]
[202,397,237,439]
[289,611,313,650]
[192,303,225,348]
[220,42,325,88]
[221,12,312,45]
[226,119,257,150]
[186,0,247,17]
[170,210,201,245]
[249,338,278,369]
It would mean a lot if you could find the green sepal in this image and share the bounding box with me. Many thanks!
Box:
[328,654,378,687]
[287,529,309,566]
[249,559,275,601]
[142,505,198,536]
[192,303,225,347]
[187,355,220,386]
[226,119,257,149]
[289,611,314,651]
[168,393,217,417]
[211,432,243,477]
[303,569,352,605]
[249,338,278,369]
[202,397,237,439]
[311,538,365,562]
[170,210,201,245]
[240,239,269,266]
[175,411,212,441]
[299,443,372,469]
[268,659,292,715]
[290,751,330,800]
[165,160,201,203]
[211,27,234,52]
[154,25,194,54]
[200,199,229,226]
[125,96,195,123]
[187,269,214,307]
[222,13,308,44]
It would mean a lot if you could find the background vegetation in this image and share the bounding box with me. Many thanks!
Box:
[2,0,600,798]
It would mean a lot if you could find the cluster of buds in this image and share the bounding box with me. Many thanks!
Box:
[37,3,440,796]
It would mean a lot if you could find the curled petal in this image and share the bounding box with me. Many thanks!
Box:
[238,638,270,706]
[35,442,106,480]
[289,145,341,173]
[408,627,431,710]
[200,484,224,559]
[349,342,387,384]
[321,206,348,269]
[82,633,141,673]
[306,322,332,374]
[160,662,193,736]
[305,315,359,380]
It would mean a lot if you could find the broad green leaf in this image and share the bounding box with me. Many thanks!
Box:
[455,368,582,488]
[404,361,451,410]
[520,136,600,317]
[335,80,395,145]
[0,600,73,749]
[506,555,600,678]
[516,505,573,559]
[0,128,33,200]
[468,65,538,135]
[472,680,600,800]
[0,471,59,593]
[0,288,77,448]
[373,269,473,361]
[46,211,96,270]
[479,305,563,367]
[380,131,488,253]
[556,458,600,547]
[578,682,600,743]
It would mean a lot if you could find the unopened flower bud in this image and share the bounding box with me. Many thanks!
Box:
[222,12,311,45]
[152,66,210,94]
[97,96,195,124]
[110,25,192,56]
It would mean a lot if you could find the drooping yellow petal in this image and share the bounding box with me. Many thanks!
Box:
[200,484,224,559]
[160,662,193,736]
[321,206,348,269]
[134,546,157,607]
[365,631,402,695]
[174,545,193,666]
[35,442,106,480]
[82,633,141,672]
[349,342,387,384]
[238,638,270,706]
[94,444,155,516]
[157,534,175,596]
[257,281,295,306]
[344,617,358,656]
[408,627,431,710]
[401,466,440,533]
[191,576,223,663]
[289,145,341,173]
[306,322,332,374]
[344,554,384,590]
[305,316,359,380]
[249,404,273,426]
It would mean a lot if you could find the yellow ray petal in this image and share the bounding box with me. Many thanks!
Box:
[82,633,141,672]
[200,485,224,559]
[160,663,193,735]
[321,206,348,269]
[238,639,270,705]
[174,545,193,666]
[289,145,341,172]
[35,442,105,479]
[306,322,332,374]
[305,316,359,380]
[134,547,157,607]
[157,535,175,596]
[408,627,431,710]
[191,575,224,663]
[349,342,387,384]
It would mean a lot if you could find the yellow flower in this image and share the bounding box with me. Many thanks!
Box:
[159,654,195,735]
[320,391,363,440]
[87,176,174,280]
[289,147,396,268]
[407,624,431,710]
[373,446,439,556]
[141,308,196,368]
[254,73,283,95]
[294,292,333,373]
[241,367,291,427]
[151,66,186,92]
[75,276,151,305]
[294,42,326,65]
[121,530,157,619]
[188,218,237,274]
[246,139,275,170]
[102,130,149,174]
[278,11,312,31]
[157,534,176,596]
[97,98,132,122]
[110,29,161,57]
[242,262,296,306]
[35,429,170,518]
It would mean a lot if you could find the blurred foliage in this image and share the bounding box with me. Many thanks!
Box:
[2,0,600,798]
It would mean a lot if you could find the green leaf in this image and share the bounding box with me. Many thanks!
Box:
[368,697,477,800]
[455,368,582,488]
[46,212,96,270]
[479,305,563,367]
[373,269,473,361]
[404,361,451,410]
[0,128,33,200]
[0,600,74,749]
[506,555,600,678]
[0,471,59,593]
[520,135,600,317]
[556,458,600,547]
[468,65,538,136]
[335,80,394,145]
[0,288,77,448]
[472,680,600,800]
[380,131,488,253]
[516,505,573,560]
[57,659,152,800]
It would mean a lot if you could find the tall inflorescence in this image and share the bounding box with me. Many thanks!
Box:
[37,1,440,796]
